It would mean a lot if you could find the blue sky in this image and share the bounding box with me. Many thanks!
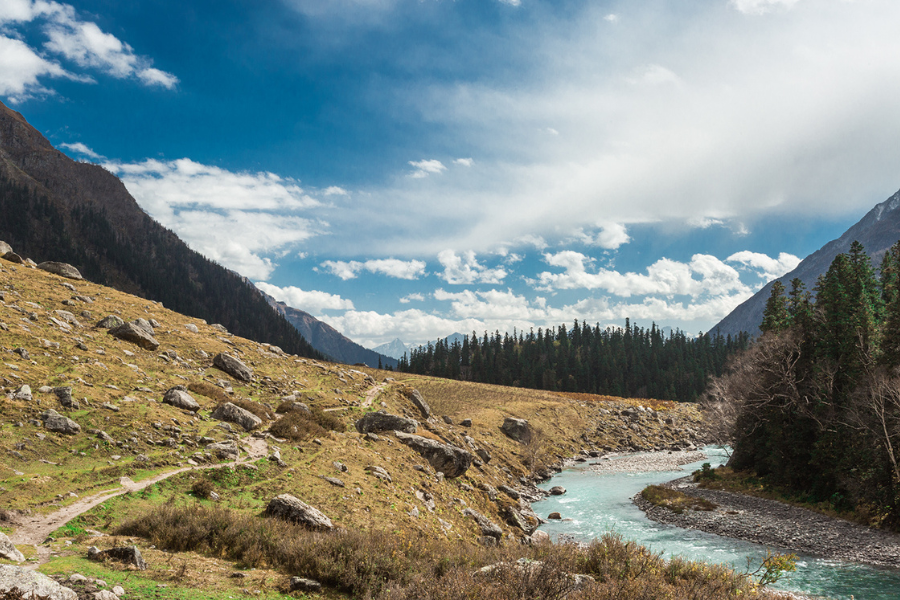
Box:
[3,0,899,348]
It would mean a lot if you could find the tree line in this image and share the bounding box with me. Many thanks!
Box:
[398,320,749,403]
[707,240,900,528]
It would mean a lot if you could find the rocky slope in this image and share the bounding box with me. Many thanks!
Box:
[713,188,900,337]
[0,246,713,597]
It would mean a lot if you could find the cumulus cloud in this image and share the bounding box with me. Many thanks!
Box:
[408,159,447,178]
[106,158,326,280]
[59,142,104,160]
[399,293,424,304]
[727,250,801,281]
[323,186,349,196]
[320,258,426,280]
[574,223,630,250]
[453,157,474,167]
[437,250,507,285]
[255,282,355,314]
[604,14,618,22]
[0,0,177,101]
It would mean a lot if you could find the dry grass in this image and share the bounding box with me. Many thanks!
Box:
[268,410,326,441]
[641,485,718,514]
[187,381,230,403]
[225,398,275,421]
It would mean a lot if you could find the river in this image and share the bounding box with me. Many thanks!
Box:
[533,447,900,599]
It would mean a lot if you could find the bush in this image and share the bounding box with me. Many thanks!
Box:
[312,406,344,432]
[187,381,230,403]
[693,463,720,483]
[191,478,215,499]
[269,410,326,441]
[641,485,717,514]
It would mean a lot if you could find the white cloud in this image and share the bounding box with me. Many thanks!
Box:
[59,141,104,160]
[688,217,725,229]
[399,293,424,304]
[0,0,176,99]
[0,35,71,101]
[727,250,801,281]
[453,157,474,167]
[320,258,426,280]
[408,159,447,178]
[627,64,681,86]
[323,186,349,196]
[255,282,355,314]
[731,0,801,15]
[106,158,326,280]
[437,250,507,284]
[498,0,521,6]
[574,223,630,249]
[604,14,618,22]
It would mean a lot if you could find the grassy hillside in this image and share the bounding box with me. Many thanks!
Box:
[0,256,792,599]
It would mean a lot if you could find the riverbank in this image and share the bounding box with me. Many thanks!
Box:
[634,477,900,569]
[587,449,707,473]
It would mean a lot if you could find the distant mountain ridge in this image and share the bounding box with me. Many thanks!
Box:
[713,188,900,338]
[371,338,411,360]
[0,100,321,358]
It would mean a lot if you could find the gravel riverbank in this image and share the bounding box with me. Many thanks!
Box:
[588,449,708,473]
[634,477,900,569]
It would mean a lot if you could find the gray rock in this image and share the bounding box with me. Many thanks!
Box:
[0,241,11,256]
[13,385,32,402]
[37,261,83,280]
[41,409,80,434]
[394,431,474,478]
[355,411,417,434]
[549,486,566,496]
[108,321,159,350]
[210,402,262,431]
[460,419,473,427]
[87,545,147,570]
[0,565,77,599]
[213,353,253,382]
[93,590,119,600]
[265,494,333,530]
[54,386,78,409]
[462,508,503,540]
[475,448,492,463]
[289,577,322,592]
[404,388,432,419]
[498,485,520,500]
[322,476,345,487]
[501,417,533,444]
[2,252,23,264]
[163,387,200,411]
[207,441,239,461]
[442,415,453,425]
[0,532,25,562]
[185,323,199,333]
[95,315,125,329]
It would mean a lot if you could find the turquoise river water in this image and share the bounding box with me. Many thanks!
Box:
[533,447,900,599]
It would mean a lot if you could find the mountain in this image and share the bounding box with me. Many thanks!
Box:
[0,100,321,358]
[713,188,900,338]
[266,297,398,368]
[372,338,411,360]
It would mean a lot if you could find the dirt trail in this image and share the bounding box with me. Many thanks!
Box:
[9,437,268,568]
[323,383,385,413]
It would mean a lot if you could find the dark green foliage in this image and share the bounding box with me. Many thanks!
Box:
[723,240,900,529]
[0,173,322,359]
[760,281,789,333]
[399,321,748,402]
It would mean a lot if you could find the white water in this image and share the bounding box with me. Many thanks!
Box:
[533,447,900,599]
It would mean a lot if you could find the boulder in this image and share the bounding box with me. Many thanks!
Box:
[462,508,503,540]
[355,411,417,434]
[54,387,78,409]
[0,241,11,255]
[41,409,80,434]
[13,385,32,402]
[0,532,25,562]
[37,261,83,280]
[211,402,262,431]
[548,512,562,520]
[0,565,77,600]
[2,252,23,264]
[265,494,333,530]
[404,388,432,419]
[549,486,566,496]
[108,321,159,350]
[394,431,474,478]
[442,416,453,425]
[460,419,473,427]
[530,530,551,544]
[163,387,200,411]
[213,353,253,382]
[207,441,239,461]
[475,448,492,463]
[289,577,322,593]
[500,417,533,444]
[95,315,125,329]
[87,545,147,570]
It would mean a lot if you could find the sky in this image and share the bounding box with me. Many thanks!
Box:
[3,0,900,349]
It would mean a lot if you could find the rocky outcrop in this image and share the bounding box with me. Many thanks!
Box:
[207,441,239,460]
[87,545,147,570]
[0,565,77,599]
[265,494,333,530]
[0,241,11,255]
[394,431,473,478]
[355,411,418,434]
[95,315,125,329]
[162,387,200,411]
[501,417,532,444]
[37,261,83,280]
[108,321,159,350]
[404,388,432,419]
[211,402,262,431]
[41,409,80,434]
[462,508,503,540]
[213,353,253,382]
[0,532,24,562]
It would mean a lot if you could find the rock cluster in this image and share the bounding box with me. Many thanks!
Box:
[395,431,474,478]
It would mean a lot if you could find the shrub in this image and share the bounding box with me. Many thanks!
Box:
[187,381,230,403]
[269,410,325,441]
[191,478,215,499]
[693,463,720,483]
[312,406,344,432]
[641,485,717,514]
